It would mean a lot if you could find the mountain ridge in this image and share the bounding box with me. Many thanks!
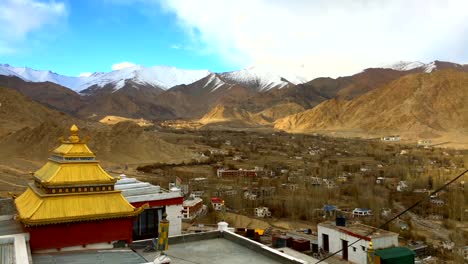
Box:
[274,69,468,139]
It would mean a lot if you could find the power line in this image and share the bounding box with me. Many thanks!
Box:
[315,169,468,264]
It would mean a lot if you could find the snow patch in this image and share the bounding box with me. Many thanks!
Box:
[380,60,438,73]
[220,65,308,91]
[204,74,226,92]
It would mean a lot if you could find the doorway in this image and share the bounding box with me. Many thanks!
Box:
[322,234,329,252]
[341,239,348,260]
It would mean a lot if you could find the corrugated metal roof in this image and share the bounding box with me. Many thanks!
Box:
[115,178,181,203]
[0,243,15,264]
[32,249,147,264]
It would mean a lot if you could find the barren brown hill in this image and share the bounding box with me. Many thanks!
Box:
[0,76,85,115]
[199,102,306,127]
[199,104,266,126]
[275,70,468,139]
[0,121,194,166]
[255,102,305,122]
[0,88,193,165]
[0,87,73,137]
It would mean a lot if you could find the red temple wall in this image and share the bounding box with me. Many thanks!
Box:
[26,217,135,250]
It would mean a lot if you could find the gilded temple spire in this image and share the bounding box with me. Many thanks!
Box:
[68,124,80,143]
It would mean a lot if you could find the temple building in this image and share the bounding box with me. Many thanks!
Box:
[14,125,145,251]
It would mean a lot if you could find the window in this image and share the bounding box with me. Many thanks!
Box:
[353,247,356,252]
[361,246,366,251]
[133,207,165,240]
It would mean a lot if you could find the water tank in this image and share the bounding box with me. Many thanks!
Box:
[336,216,346,227]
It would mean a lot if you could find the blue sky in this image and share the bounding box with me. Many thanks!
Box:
[1,0,468,79]
[0,0,238,76]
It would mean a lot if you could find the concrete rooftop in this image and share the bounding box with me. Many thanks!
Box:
[133,231,306,264]
[139,238,284,264]
[32,249,147,264]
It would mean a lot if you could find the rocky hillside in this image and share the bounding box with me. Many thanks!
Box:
[275,70,468,138]
[0,87,73,137]
[198,102,306,127]
[0,88,194,164]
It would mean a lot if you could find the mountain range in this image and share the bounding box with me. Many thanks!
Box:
[1,60,468,143]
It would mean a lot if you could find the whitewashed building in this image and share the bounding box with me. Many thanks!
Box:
[381,135,401,142]
[182,197,204,221]
[115,177,183,238]
[318,221,398,264]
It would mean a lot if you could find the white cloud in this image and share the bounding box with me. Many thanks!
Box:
[111,61,137,70]
[79,72,93,77]
[0,0,67,54]
[159,0,468,79]
[170,44,181,49]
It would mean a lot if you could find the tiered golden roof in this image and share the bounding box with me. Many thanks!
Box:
[15,125,144,226]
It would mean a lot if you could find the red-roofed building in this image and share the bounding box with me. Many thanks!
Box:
[211,197,224,211]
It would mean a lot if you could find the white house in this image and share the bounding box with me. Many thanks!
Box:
[182,197,204,221]
[254,207,272,218]
[417,139,432,147]
[381,135,401,142]
[352,208,373,217]
[318,221,398,264]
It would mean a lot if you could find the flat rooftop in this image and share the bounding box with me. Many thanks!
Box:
[276,247,322,263]
[183,197,202,207]
[0,220,24,237]
[140,238,283,264]
[318,221,397,240]
[32,249,147,264]
[133,231,306,264]
[0,198,16,218]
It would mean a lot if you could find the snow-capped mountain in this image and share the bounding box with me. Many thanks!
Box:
[0,63,311,93]
[0,64,211,92]
[220,66,308,91]
[78,65,211,91]
[202,74,231,92]
[0,64,90,89]
[379,60,468,73]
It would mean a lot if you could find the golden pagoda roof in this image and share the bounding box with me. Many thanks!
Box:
[35,161,115,186]
[15,186,144,226]
[33,125,114,186]
[15,125,145,226]
[52,143,95,157]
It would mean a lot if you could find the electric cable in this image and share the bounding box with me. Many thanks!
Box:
[315,169,468,263]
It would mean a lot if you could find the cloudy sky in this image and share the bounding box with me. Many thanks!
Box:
[1,0,467,79]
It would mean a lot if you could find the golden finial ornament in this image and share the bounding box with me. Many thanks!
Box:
[68,124,80,143]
